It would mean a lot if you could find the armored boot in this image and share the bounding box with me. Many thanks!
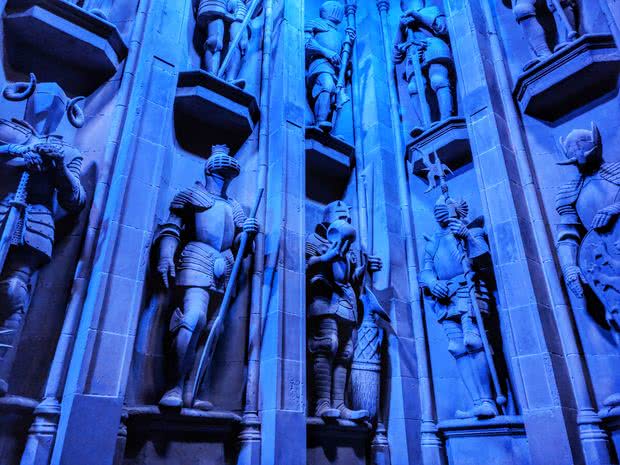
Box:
[453,354,483,419]
[314,91,333,133]
[469,349,498,419]
[332,362,369,421]
[313,353,340,419]
[519,16,552,70]
[435,86,454,123]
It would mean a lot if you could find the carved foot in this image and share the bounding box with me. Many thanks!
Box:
[193,399,214,411]
[474,400,498,419]
[159,387,183,409]
[0,378,7,397]
[603,392,620,408]
[230,79,246,90]
[455,407,477,419]
[409,126,425,138]
[335,403,369,422]
[315,400,340,420]
[318,121,333,133]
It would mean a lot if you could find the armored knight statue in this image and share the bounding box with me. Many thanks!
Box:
[512,0,578,70]
[156,145,258,410]
[306,200,383,421]
[0,75,86,396]
[305,1,355,133]
[196,0,251,88]
[555,123,620,408]
[393,0,454,136]
[419,197,499,419]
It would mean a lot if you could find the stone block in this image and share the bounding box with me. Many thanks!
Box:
[514,34,620,121]
[4,0,127,95]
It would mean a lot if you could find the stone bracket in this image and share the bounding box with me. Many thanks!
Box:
[174,70,260,155]
[305,127,355,204]
[513,34,620,121]
[4,0,128,95]
[407,117,472,182]
[125,405,242,435]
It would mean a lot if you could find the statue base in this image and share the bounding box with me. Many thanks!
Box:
[4,0,127,95]
[174,70,260,155]
[408,117,471,180]
[305,127,355,204]
[601,406,620,463]
[121,405,243,464]
[0,395,38,465]
[513,34,620,121]
[307,417,372,465]
[438,416,530,465]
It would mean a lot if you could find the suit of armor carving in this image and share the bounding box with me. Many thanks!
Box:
[555,124,620,408]
[419,198,499,419]
[157,145,257,410]
[305,1,352,133]
[0,77,86,396]
[306,200,383,421]
[393,1,454,135]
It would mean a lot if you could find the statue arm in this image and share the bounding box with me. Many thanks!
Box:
[418,246,438,291]
[465,228,489,259]
[158,213,183,262]
[55,154,86,213]
[305,30,338,60]
[556,223,581,272]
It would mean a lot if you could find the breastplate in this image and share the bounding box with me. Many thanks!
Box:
[576,175,620,227]
[193,198,235,251]
[331,256,350,284]
[314,27,342,53]
[433,234,466,280]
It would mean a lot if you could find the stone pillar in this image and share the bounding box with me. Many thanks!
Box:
[258,0,307,464]
[49,0,186,463]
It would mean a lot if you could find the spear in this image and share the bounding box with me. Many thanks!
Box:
[330,2,356,128]
[422,150,506,411]
[0,171,29,272]
[191,187,264,403]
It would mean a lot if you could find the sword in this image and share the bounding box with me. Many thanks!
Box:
[422,151,507,411]
[0,171,29,272]
[330,5,356,127]
[190,187,264,403]
[218,0,263,78]
[547,0,577,42]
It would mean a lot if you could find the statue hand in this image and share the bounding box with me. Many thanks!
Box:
[23,149,44,173]
[430,280,449,299]
[36,143,64,160]
[366,255,383,273]
[321,242,342,263]
[448,218,469,239]
[328,52,341,67]
[564,265,584,298]
[158,256,176,289]
[345,27,356,44]
[243,218,259,236]
[399,14,415,28]
[591,205,620,231]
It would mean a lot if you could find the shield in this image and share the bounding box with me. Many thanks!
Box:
[578,220,620,317]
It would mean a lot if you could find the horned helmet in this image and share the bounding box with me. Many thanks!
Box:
[205,144,241,180]
[3,73,85,134]
[322,200,352,225]
[320,1,344,24]
[433,196,468,227]
[558,122,602,170]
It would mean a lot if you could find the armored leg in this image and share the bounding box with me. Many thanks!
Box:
[405,72,426,136]
[0,248,40,396]
[308,316,340,419]
[551,0,578,47]
[160,287,210,409]
[333,321,369,421]
[463,314,497,418]
[311,73,337,133]
[203,18,225,74]
[513,0,552,69]
[224,19,249,88]
[428,63,454,123]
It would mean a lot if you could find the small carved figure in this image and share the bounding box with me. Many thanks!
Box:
[306,200,383,421]
[555,123,620,407]
[512,0,578,70]
[393,1,454,136]
[0,75,86,396]
[196,0,251,88]
[419,197,499,419]
[156,145,258,410]
[305,1,355,133]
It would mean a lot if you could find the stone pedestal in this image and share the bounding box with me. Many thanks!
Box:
[122,405,242,465]
[513,34,620,121]
[174,70,260,154]
[0,396,37,465]
[306,417,372,465]
[601,407,620,464]
[407,117,471,179]
[438,416,530,465]
[305,127,355,204]
[4,0,127,95]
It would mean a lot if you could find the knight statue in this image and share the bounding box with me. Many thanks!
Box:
[0,74,86,396]
[393,0,454,136]
[156,144,258,410]
[555,123,620,408]
[419,196,499,419]
[305,1,355,133]
[306,200,384,421]
[196,0,252,88]
[512,0,578,70]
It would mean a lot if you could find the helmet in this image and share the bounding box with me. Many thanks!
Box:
[322,200,351,225]
[558,122,602,169]
[320,1,344,24]
[205,145,241,180]
[433,196,468,225]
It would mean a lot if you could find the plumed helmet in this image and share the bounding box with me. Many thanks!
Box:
[558,122,602,168]
[433,196,468,224]
[322,200,351,225]
[205,145,241,180]
[320,1,344,24]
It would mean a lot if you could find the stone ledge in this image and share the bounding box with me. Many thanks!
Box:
[438,415,526,438]
[125,405,242,434]
[4,0,127,95]
[513,34,620,121]
[306,416,372,437]
[174,70,260,155]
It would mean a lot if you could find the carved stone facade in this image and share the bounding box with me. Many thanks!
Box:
[0,0,620,464]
